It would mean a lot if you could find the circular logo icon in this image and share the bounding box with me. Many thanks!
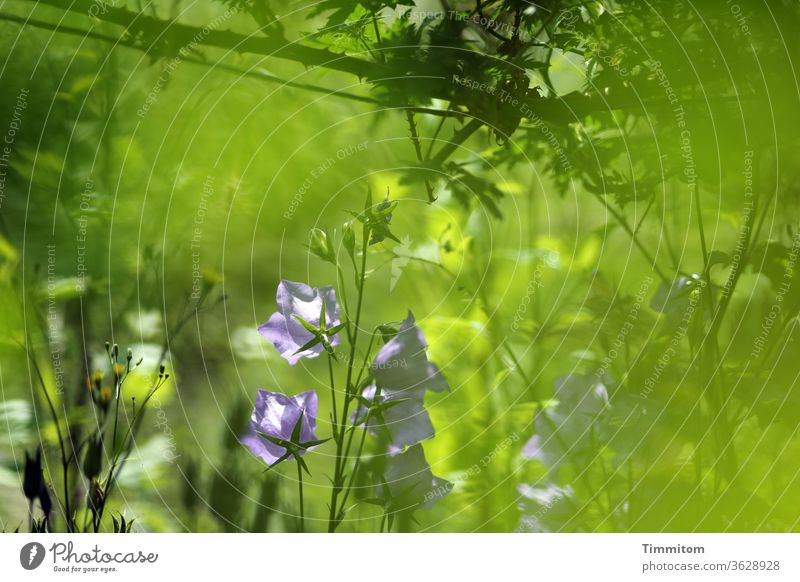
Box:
[20,542,46,570]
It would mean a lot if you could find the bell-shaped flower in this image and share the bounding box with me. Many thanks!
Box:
[355,384,435,455]
[240,390,321,467]
[522,375,609,470]
[381,444,451,510]
[372,311,448,398]
[259,280,341,365]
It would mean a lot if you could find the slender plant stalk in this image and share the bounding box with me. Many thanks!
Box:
[297,460,305,533]
[338,383,382,515]
[21,341,73,532]
[336,265,354,345]
[405,110,436,202]
[95,371,167,531]
[590,192,670,286]
[327,354,339,442]
[328,221,370,532]
[340,328,379,463]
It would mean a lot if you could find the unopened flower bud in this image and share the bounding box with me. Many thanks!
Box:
[343,222,356,258]
[22,449,43,502]
[82,434,103,481]
[99,387,112,411]
[38,483,52,517]
[87,477,105,512]
[309,228,335,264]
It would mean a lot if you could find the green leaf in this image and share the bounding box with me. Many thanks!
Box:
[257,432,292,450]
[291,410,305,444]
[706,250,731,270]
[292,314,320,334]
[265,451,293,471]
[296,454,311,477]
[327,322,347,336]
[342,222,356,262]
[377,324,399,343]
[293,335,323,355]
[365,185,373,212]
[299,438,331,449]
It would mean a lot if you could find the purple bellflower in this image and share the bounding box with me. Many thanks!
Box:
[381,444,452,510]
[259,280,341,365]
[522,375,609,470]
[240,389,320,466]
[356,311,448,454]
[372,310,448,396]
[357,384,435,455]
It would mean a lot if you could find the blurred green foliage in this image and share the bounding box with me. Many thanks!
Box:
[1,0,800,532]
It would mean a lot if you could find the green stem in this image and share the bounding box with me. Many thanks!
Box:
[405,110,435,202]
[95,369,125,532]
[338,383,383,516]
[328,222,370,532]
[96,375,165,531]
[591,192,670,286]
[336,265,354,345]
[692,185,709,270]
[297,460,305,533]
[338,330,378,483]
[328,353,338,441]
[353,329,379,399]
[21,341,72,532]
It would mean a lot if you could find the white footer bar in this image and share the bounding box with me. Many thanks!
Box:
[1,534,798,580]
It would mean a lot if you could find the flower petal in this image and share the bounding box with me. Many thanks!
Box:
[241,389,321,465]
[382,444,451,509]
[262,281,342,363]
[240,430,284,465]
[258,312,303,363]
[373,310,448,395]
[292,390,320,443]
[359,386,435,454]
